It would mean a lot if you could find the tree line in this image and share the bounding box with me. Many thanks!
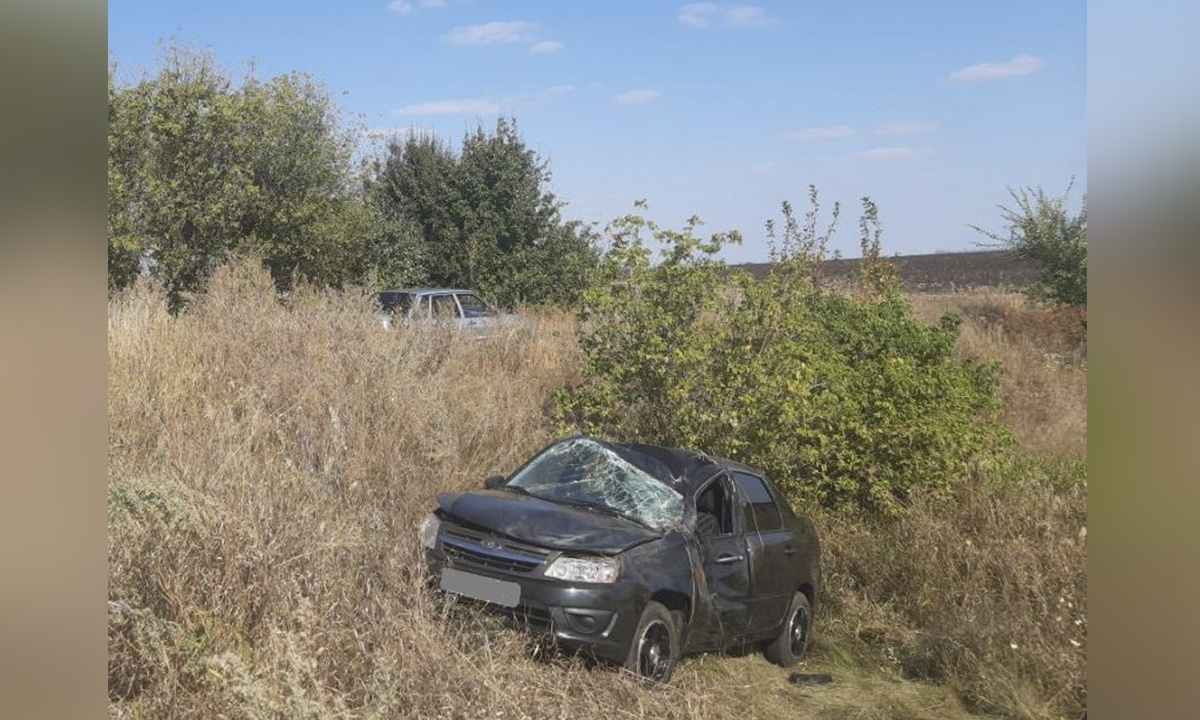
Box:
[108,46,596,310]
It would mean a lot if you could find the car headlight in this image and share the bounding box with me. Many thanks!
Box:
[418,514,441,550]
[544,555,619,584]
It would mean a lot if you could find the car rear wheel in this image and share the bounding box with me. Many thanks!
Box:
[764,591,812,667]
[624,601,678,682]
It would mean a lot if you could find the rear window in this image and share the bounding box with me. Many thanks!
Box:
[733,472,783,532]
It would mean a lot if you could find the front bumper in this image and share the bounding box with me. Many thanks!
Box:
[425,546,645,663]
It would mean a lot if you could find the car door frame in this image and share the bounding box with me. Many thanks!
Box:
[428,293,461,323]
[687,472,754,651]
[453,292,493,319]
[406,294,431,322]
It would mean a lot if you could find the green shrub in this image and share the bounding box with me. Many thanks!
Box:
[557,193,1008,514]
[972,180,1087,308]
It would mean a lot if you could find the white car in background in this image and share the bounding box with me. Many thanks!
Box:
[375,288,516,339]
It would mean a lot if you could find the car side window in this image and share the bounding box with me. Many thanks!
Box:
[732,472,783,532]
[431,294,459,319]
[456,293,492,319]
[694,475,735,538]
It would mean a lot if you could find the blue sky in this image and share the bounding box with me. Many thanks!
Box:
[108,1,1086,263]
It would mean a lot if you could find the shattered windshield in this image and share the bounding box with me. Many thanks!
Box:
[506,438,683,531]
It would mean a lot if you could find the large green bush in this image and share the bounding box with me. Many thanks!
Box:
[557,194,1007,514]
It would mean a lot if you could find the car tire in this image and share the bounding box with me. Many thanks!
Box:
[764,591,812,667]
[624,601,679,682]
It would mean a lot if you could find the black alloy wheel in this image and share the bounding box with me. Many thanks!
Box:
[764,591,813,667]
[625,601,678,682]
[787,601,811,658]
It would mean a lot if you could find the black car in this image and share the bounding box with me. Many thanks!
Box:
[419,436,821,681]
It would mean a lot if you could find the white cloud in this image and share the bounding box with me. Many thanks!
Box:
[784,125,854,141]
[614,88,661,106]
[444,21,539,46]
[679,3,719,28]
[442,21,560,55]
[679,4,772,28]
[948,54,1044,85]
[389,0,445,14]
[393,85,576,116]
[873,121,938,136]
[850,146,929,162]
[725,5,773,27]
[394,97,504,116]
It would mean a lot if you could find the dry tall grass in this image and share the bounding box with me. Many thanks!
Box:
[909,292,1087,457]
[109,261,718,719]
[109,263,1086,719]
[814,291,1088,717]
[816,456,1087,718]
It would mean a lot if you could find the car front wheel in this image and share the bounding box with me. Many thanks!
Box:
[624,601,678,682]
[764,591,812,667]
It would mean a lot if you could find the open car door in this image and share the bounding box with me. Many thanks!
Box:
[689,473,752,649]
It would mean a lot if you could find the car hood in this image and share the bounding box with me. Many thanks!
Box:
[436,489,662,555]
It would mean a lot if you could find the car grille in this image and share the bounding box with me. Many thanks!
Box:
[441,524,553,574]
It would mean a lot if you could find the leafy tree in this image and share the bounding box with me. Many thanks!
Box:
[973,181,1087,307]
[236,71,365,288]
[108,45,377,305]
[370,119,596,306]
[355,195,426,290]
[108,60,141,293]
[109,49,251,304]
[558,192,1006,515]
[371,132,463,287]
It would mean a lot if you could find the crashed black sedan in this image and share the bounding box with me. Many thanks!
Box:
[419,436,821,681]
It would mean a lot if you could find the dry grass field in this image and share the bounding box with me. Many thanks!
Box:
[108,260,1086,719]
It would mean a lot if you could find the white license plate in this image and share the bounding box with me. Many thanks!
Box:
[440,568,521,608]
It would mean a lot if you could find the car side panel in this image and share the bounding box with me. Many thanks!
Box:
[682,473,756,652]
[693,532,752,649]
[730,470,822,639]
[740,528,790,633]
[597,533,697,651]
[619,533,694,601]
[785,511,821,608]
